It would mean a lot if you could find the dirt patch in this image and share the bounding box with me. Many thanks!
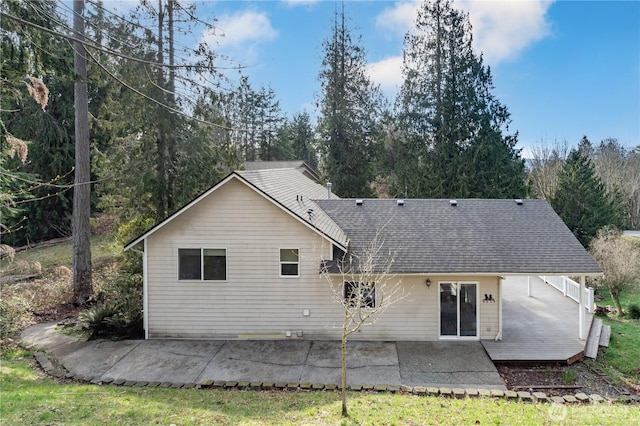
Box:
[498,362,633,397]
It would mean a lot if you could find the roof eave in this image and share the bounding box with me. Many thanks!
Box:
[123,171,348,253]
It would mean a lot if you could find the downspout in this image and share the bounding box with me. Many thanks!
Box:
[143,239,149,339]
[495,276,503,341]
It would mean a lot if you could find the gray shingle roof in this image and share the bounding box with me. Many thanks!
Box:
[315,198,602,275]
[238,168,348,248]
[243,161,320,182]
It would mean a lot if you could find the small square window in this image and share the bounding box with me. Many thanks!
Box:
[280,248,299,277]
[344,281,375,308]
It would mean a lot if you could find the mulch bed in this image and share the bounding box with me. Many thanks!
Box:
[497,363,633,397]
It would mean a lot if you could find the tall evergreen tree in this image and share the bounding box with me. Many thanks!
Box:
[0,0,76,246]
[395,0,525,198]
[287,112,318,170]
[317,6,383,197]
[550,147,620,247]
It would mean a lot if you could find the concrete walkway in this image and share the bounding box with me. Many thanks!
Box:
[22,322,506,390]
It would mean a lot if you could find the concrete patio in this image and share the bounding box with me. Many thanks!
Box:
[22,322,506,390]
[482,276,593,363]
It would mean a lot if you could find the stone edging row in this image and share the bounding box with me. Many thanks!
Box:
[33,351,639,405]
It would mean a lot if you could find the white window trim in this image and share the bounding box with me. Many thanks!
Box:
[437,281,479,341]
[279,248,300,278]
[177,247,227,282]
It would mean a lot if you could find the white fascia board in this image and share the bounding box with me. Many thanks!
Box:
[237,174,347,251]
[123,173,238,251]
[124,172,346,252]
[322,271,603,277]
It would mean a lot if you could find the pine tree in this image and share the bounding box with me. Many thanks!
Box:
[550,148,620,247]
[0,0,76,246]
[395,0,525,198]
[317,6,383,197]
[288,112,318,170]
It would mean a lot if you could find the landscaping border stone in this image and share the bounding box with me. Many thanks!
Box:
[29,349,616,406]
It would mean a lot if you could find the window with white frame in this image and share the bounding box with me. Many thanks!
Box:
[178,248,226,281]
[279,248,299,277]
[344,281,375,308]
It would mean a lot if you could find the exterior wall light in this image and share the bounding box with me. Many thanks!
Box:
[425,278,431,288]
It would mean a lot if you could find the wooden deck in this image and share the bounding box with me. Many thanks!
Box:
[482,276,592,363]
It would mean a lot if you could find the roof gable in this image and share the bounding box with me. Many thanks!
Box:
[316,198,602,276]
[124,169,347,251]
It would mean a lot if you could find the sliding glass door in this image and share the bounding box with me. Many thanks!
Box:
[439,282,478,338]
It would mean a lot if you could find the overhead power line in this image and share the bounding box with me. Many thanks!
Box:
[0,10,243,71]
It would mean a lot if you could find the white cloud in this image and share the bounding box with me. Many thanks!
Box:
[367,56,404,96]
[281,0,321,7]
[375,1,554,66]
[460,0,554,64]
[199,9,278,67]
[376,0,421,36]
[213,10,278,49]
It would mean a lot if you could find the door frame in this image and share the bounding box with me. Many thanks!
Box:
[438,281,480,340]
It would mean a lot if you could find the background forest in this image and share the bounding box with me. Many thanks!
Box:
[2,0,638,252]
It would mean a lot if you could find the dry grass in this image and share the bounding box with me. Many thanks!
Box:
[0,235,122,351]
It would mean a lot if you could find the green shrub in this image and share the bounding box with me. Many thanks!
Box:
[628,303,640,319]
[562,369,577,385]
[79,271,143,340]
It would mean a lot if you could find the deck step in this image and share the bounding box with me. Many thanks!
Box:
[585,318,603,359]
[599,324,611,347]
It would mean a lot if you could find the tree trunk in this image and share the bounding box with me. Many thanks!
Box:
[341,328,348,417]
[72,0,92,305]
[610,288,625,318]
[167,0,176,212]
[155,0,167,221]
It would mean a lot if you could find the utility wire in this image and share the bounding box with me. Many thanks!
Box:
[85,46,239,131]
[0,10,243,71]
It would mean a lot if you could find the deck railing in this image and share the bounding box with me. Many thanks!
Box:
[539,276,594,313]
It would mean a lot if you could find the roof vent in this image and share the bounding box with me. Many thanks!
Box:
[515,199,523,205]
[449,200,458,206]
[397,199,405,206]
[355,199,363,206]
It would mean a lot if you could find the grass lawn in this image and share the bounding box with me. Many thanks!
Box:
[1,351,638,426]
[591,287,640,386]
[2,237,639,424]
[0,234,121,274]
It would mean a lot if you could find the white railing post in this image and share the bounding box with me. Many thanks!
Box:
[587,287,594,314]
[527,275,532,297]
[562,276,567,297]
[579,276,586,340]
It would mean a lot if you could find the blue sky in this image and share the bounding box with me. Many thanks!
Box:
[111,1,640,154]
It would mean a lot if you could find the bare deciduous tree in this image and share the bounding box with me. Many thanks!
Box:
[321,230,409,417]
[590,228,640,317]
[591,139,640,229]
[527,140,568,200]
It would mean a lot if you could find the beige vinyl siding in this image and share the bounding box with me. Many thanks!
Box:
[146,178,335,338]
[479,278,500,340]
[145,177,500,340]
